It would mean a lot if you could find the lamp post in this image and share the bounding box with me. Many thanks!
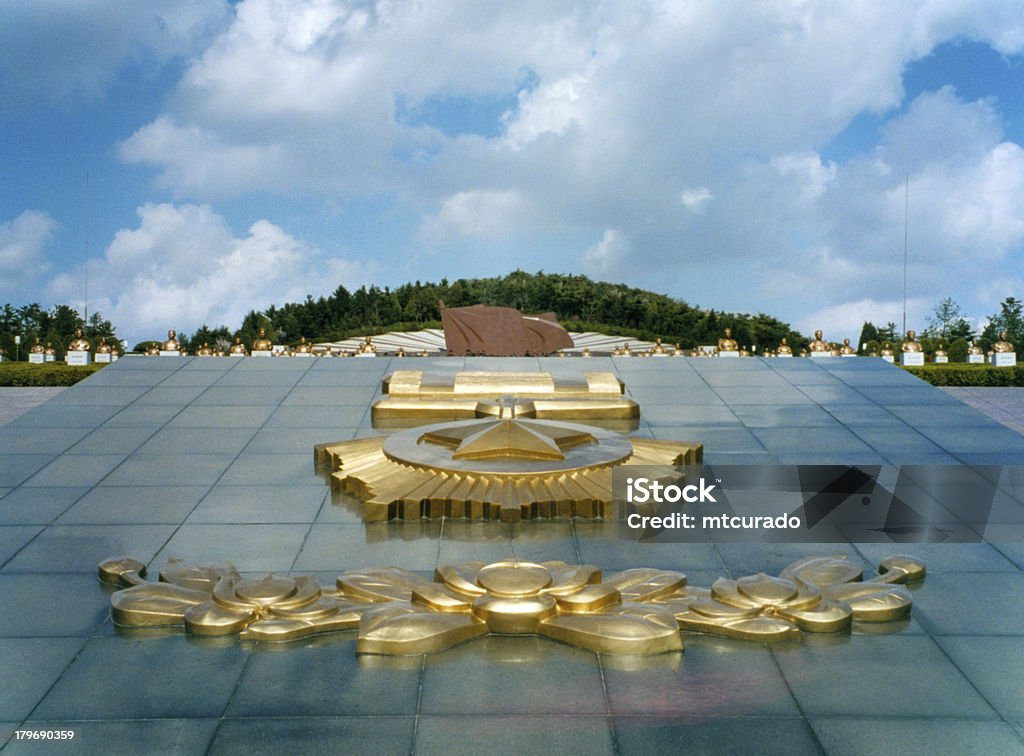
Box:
[14,334,20,362]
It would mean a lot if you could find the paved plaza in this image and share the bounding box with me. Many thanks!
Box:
[2,355,1024,754]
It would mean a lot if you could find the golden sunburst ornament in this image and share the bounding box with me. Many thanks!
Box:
[315,413,701,522]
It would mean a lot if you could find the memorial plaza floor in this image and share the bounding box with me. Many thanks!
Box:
[2,355,1024,754]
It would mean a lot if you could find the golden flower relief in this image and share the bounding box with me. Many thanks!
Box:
[99,553,924,655]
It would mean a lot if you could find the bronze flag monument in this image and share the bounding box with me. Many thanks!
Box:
[440,302,574,356]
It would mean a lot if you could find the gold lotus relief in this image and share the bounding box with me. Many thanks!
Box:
[99,554,924,655]
[315,416,701,523]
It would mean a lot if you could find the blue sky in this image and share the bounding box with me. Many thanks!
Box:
[2,1,1024,348]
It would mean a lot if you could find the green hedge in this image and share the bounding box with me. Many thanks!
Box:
[904,363,1024,387]
[0,362,105,387]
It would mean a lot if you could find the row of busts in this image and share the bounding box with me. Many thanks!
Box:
[610,339,686,357]
[28,327,117,362]
[142,330,409,358]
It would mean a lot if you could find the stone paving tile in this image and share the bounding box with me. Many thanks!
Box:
[0,360,1022,753]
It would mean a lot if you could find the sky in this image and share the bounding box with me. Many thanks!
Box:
[3,0,1024,348]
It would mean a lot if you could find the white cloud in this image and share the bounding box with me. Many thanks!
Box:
[680,187,714,214]
[47,203,376,347]
[0,211,57,296]
[104,0,1024,330]
[797,297,930,342]
[582,229,630,276]
[0,1,230,109]
[418,190,529,243]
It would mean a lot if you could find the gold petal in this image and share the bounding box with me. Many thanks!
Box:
[357,604,487,655]
[412,583,473,613]
[183,602,255,636]
[542,563,602,596]
[735,574,799,605]
[435,563,487,597]
[778,600,853,633]
[160,558,240,591]
[874,556,926,584]
[541,607,683,654]
[603,569,686,601]
[676,611,801,641]
[98,556,147,586]
[554,584,621,613]
[780,556,862,587]
[338,567,429,602]
[823,584,913,622]
[110,582,212,626]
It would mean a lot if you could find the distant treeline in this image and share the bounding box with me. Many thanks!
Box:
[235,270,805,352]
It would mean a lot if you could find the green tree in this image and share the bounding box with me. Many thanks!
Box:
[982,296,1023,348]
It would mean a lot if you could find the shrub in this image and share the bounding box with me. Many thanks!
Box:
[0,362,104,387]
[904,363,1024,387]
[947,338,969,363]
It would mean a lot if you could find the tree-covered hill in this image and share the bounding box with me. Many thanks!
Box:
[252,270,805,352]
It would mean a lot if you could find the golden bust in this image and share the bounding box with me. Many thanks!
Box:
[396,347,406,357]
[44,342,56,356]
[67,328,91,352]
[967,340,984,355]
[839,338,856,355]
[29,337,45,354]
[581,347,592,358]
[993,331,1015,353]
[96,337,113,354]
[229,337,247,355]
[161,330,181,352]
[651,337,668,355]
[809,330,829,352]
[252,328,273,351]
[901,330,922,353]
[673,343,684,356]
[777,338,793,355]
[197,342,214,356]
[145,342,160,356]
[357,335,377,354]
[718,328,738,352]
[880,342,894,357]
[294,337,313,354]
[934,343,947,357]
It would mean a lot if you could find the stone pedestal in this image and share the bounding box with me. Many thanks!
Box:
[251,350,273,357]
[881,355,895,364]
[293,352,314,358]
[29,354,44,364]
[809,352,833,359]
[159,350,181,357]
[776,353,793,358]
[67,351,91,366]
[841,354,857,358]
[991,352,1017,367]
[95,353,112,364]
[935,355,949,364]
[717,350,739,358]
[900,352,924,367]
[355,352,377,358]
[967,354,984,364]
[44,354,55,363]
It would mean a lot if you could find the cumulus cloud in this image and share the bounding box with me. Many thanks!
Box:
[106,0,1024,329]
[46,203,375,346]
[0,211,57,296]
[582,229,630,276]
[798,297,930,343]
